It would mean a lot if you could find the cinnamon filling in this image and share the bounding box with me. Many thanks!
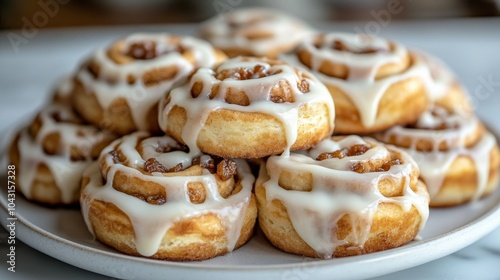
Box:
[143,158,183,173]
[350,158,402,173]
[192,156,238,181]
[109,150,121,164]
[126,42,159,60]
[131,193,166,205]
[216,64,276,80]
[155,142,187,154]
[316,144,371,161]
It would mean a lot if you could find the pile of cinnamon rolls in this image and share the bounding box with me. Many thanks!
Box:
[8,8,499,260]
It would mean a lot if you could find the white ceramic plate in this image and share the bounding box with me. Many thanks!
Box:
[1,150,500,280]
[1,23,500,280]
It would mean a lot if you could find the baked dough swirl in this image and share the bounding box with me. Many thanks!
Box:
[255,135,429,258]
[200,8,313,58]
[80,132,257,260]
[8,99,117,205]
[158,56,335,158]
[72,33,227,135]
[283,32,430,134]
[375,106,500,207]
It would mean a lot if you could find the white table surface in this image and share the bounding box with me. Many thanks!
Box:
[0,19,499,280]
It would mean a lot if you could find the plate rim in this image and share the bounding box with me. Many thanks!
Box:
[1,163,500,279]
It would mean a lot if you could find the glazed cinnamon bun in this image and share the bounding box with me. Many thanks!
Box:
[80,132,257,261]
[72,33,227,135]
[158,56,335,159]
[8,103,117,205]
[375,106,500,207]
[200,8,313,58]
[283,32,430,134]
[255,135,429,258]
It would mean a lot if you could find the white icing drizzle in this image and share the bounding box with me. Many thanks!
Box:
[75,33,221,131]
[282,32,432,128]
[158,57,335,157]
[81,132,254,257]
[260,136,429,258]
[379,107,496,200]
[52,76,75,102]
[200,8,313,56]
[16,104,115,204]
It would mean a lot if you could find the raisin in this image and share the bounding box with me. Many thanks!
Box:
[109,150,120,164]
[143,158,167,173]
[346,144,370,156]
[216,159,237,180]
[216,64,271,80]
[297,79,310,93]
[350,162,365,173]
[166,163,183,173]
[316,148,348,160]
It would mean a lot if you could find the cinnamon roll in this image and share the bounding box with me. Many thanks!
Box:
[375,106,500,207]
[200,8,313,58]
[417,51,472,114]
[158,56,335,159]
[72,33,227,135]
[8,103,117,205]
[283,32,430,134]
[80,132,257,261]
[255,135,429,258]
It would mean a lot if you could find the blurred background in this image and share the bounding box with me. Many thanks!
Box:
[1,0,500,29]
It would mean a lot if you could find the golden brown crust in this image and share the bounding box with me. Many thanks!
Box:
[165,103,333,159]
[330,75,428,134]
[256,185,424,257]
[72,81,159,135]
[83,188,257,261]
[430,144,500,207]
